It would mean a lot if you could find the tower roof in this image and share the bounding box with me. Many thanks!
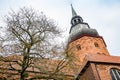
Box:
[71,4,77,17]
[70,4,83,27]
[69,5,99,42]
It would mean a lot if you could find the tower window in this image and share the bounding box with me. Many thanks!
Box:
[78,18,81,22]
[76,45,81,50]
[110,68,120,80]
[94,42,99,47]
[74,19,77,24]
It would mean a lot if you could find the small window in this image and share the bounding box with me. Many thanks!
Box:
[94,42,99,47]
[74,19,77,24]
[110,68,120,80]
[76,45,81,50]
[78,18,81,22]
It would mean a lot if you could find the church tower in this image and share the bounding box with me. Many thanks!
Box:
[68,5,120,80]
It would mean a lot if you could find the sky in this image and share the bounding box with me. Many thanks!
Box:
[0,0,120,56]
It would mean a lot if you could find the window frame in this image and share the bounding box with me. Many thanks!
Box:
[94,42,99,47]
[76,44,81,50]
[110,68,120,80]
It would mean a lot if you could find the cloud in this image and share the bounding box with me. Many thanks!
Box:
[0,0,120,55]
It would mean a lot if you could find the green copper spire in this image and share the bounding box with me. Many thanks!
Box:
[71,4,77,17]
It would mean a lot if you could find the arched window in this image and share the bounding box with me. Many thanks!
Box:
[76,45,81,50]
[110,68,120,80]
[94,42,99,47]
[74,19,77,24]
[78,18,81,22]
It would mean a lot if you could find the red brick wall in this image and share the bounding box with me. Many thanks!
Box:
[96,63,120,80]
[68,36,110,74]
[80,65,95,80]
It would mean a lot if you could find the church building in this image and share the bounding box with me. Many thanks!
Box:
[0,5,120,80]
[68,5,120,80]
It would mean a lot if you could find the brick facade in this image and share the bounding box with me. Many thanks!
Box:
[76,54,120,80]
[68,36,111,75]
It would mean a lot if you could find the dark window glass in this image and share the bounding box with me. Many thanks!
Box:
[78,18,81,22]
[74,19,77,24]
[76,45,81,50]
[94,42,99,47]
[110,68,120,80]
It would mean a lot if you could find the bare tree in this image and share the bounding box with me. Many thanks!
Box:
[4,7,61,80]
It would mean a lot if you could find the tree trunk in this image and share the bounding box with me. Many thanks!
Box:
[20,47,30,80]
[20,73,25,80]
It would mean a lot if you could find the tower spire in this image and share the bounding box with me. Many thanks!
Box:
[71,4,77,17]
[69,5,99,42]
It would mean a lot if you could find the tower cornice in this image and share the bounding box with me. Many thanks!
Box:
[68,35,107,47]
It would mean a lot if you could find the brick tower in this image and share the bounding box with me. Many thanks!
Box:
[68,5,120,80]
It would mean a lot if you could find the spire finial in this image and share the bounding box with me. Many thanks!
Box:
[71,4,77,17]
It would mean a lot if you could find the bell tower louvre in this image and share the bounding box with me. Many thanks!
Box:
[68,5,120,80]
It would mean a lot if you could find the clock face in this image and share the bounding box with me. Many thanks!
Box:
[70,24,89,36]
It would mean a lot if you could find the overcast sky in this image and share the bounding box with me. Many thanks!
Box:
[0,0,120,56]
